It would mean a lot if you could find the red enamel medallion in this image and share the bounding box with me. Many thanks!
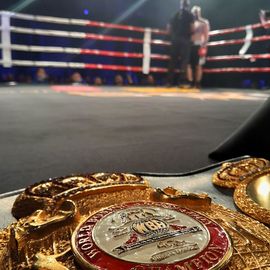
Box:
[72,201,232,270]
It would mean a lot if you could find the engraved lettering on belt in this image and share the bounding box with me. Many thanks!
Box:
[113,226,202,255]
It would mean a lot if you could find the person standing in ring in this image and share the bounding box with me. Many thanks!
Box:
[187,6,210,89]
[167,0,195,87]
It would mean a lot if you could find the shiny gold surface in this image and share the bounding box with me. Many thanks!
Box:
[247,175,270,210]
[212,158,270,188]
[150,187,212,210]
[2,199,270,269]
[12,172,149,219]
[1,173,152,270]
[0,169,270,269]
[234,168,270,225]
[205,204,270,270]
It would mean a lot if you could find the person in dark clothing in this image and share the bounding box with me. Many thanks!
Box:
[167,0,194,87]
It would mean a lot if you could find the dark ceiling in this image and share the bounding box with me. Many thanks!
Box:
[0,0,269,31]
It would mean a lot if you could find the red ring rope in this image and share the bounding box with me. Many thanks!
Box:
[209,23,265,36]
[86,21,167,35]
[207,35,270,47]
[203,67,270,73]
[9,11,269,36]
[207,54,270,62]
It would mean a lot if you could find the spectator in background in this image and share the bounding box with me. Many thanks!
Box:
[141,74,156,86]
[127,74,134,86]
[114,74,124,86]
[146,74,156,86]
[70,72,85,85]
[3,73,17,85]
[187,6,210,89]
[35,68,49,84]
[17,74,27,84]
[85,75,92,85]
[17,74,32,84]
[94,76,103,86]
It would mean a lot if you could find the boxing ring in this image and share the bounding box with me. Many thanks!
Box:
[0,10,270,80]
[1,12,270,270]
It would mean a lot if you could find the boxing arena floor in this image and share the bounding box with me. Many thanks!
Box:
[0,84,269,193]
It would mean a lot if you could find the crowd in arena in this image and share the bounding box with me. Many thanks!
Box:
[0,68,160,87]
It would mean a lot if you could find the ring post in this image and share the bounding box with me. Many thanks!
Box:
[1,11,12,67]
[142,28,151,74]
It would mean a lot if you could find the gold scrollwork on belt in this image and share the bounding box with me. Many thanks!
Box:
[0,170,269,269]
[212,157,270,226]
[212,158,269,188]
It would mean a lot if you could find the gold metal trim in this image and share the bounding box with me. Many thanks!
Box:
[1,171,270,269]
[71,201,233,270]
[212,158,269,188]
[234,167,270,225]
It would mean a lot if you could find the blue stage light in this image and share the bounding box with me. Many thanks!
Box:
[84,9,89,15]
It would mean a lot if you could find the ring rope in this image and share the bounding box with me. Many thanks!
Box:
[0,44,170,59]
[0,11,167,35]
[1,59,269,74]
[207,54,270,62]
[207,35,270,47]
[0,59,167,72]
[1,11,270,74]
[6,25,270,48]
[209,23,269,36]
[6,25,270,47]
[3,43,270,62]
[203,67,270,73]
[7,26,170,46]
[3,11,269,37]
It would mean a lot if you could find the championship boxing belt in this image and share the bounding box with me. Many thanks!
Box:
[0,168,270,270]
